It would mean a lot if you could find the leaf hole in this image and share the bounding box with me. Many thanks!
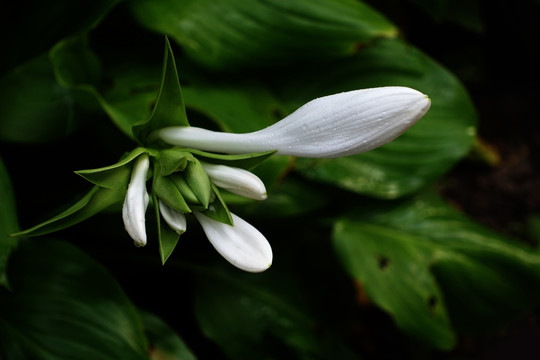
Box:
[428,295,438,312]
[377,255,390,270]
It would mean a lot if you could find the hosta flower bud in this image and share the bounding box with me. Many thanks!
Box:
[159,200,187,235]
[194,212,272,273]
[201,162,267,200]
[122,154,150,247]
[155,86,431,158]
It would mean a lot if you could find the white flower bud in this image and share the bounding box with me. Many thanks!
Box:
[201,162,267,200]
[155,86,431,158]
[122,154,150,247]
[194,212,272,273]
[158,200,187,235]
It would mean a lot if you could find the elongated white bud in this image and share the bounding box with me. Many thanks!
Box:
[155,87,431,158]
[159,200,187,235]
[122,154,150,247]
[201,162,267,200]
[194,212,272,273]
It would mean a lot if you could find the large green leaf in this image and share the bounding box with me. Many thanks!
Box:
[0,239,148,359]
[1,0,121,72]
[140,311,197,360]
[0,53,79,143]
[128,0,397,70]
[48,34,160,139]
[333,191,540,349]
[194,266,358,360]
[0,157,18,288]
[286,39,477,198]
[181,78,286,133]
[49,36,102,88]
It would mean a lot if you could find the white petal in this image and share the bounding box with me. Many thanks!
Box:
[122,154,150,247]
[194,212,272,273]
[158,200,187,235]
[201,162,267,200]
[155,86,431,158]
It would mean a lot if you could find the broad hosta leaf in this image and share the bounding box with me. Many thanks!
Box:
[128,0,397,70]
[1,0,121,71]
[333,191,540,349]
[0,239,148,360]
[50,35,102,88]
[140,311,197,360]
[12,186,125,238]
[287,39,477,198]
[133,37,189,144]
[0,53,79,143]
[0,157,18,288]
[194,266,358,360]
[181,77,286,133]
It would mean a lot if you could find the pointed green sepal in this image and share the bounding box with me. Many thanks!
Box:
[169,173,200,205]
[11,186,126,238]
[185,157,212,209]
[157,148,194,176]
[201,184,234,226]
[153,193,181,264]
[153,175,192,213]
[75,148,152,189]
[132,37,189,144]
[187,149,277,170]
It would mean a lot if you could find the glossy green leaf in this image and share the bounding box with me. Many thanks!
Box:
[47,34,158,139]
[49,35,102,88]
[128,0,397,70]
[333,191,540,348]
[194,266,357,360]
[153,194,182,264]
[184,158,211,209]
[12,186,126,238]
[140,311,197,360]
[201,185,233,226]
[240,175,329,218]
[133,37,189,144]
[1,0,121,71]
[97,64,160,138]
[76,148,151,189]
[286,39,477,198]
[0,157,19,288]
[180,77,286,133]
[0,239,149,360]
[0,53,78,143]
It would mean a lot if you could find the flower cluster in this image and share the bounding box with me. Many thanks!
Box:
[13,82,430,273]
[122,150,273,272]
[119,86,430,272]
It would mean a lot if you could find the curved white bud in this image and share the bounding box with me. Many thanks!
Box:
[158,200,187,235]
[201,162,267,200]
[156,86,431,158]
[122,154,150,247]
[194,212,272,273]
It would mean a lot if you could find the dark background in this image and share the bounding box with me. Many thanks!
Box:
[365,1,540,358]
[1,0,540,359]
